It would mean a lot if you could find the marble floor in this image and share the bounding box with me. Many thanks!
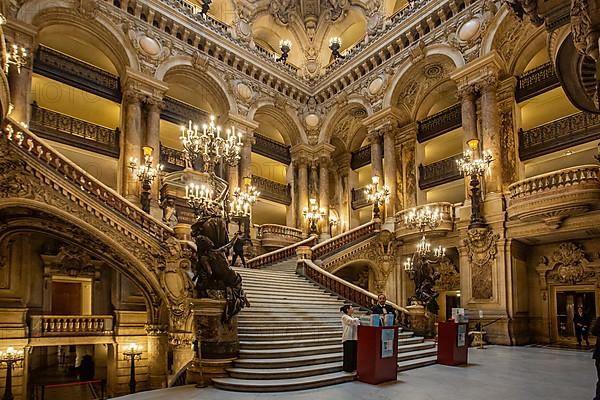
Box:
[123,346,597,400]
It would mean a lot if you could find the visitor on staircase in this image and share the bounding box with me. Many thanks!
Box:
[231,231,249,268]
[340,305,360,373]
[371,294,397,324]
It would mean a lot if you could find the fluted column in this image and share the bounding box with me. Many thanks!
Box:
[319,155,330,239]
[368,130,384,180]
[121,90,143,201]
[145,99,164,218]
[382,127,397,221]
[479,75,503,194]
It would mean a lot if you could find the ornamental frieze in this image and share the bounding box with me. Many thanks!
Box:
[463,227,499,300]
[537,242,596,287]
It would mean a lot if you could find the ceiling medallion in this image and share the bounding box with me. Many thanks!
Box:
[350,108,367,118]
[424,63,443,78]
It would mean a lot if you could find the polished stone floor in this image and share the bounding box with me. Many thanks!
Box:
[123,346,597,400]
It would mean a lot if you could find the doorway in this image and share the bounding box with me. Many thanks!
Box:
[555,290,596,343]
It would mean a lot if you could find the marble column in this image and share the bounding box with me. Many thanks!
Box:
[479,75,503,194]
[146,326,168,389]
[382,127,397,221]
[296,159,309,232]
[369,130,384,180]
[309,161,319,200]
[286,164,296,228]
[401,139,417,209]
[121,91,143,202]
[145,99,163,218]
[319,156,330,239]
[238,131,254,181]
[458,85,478,145]
[227,164,239,190]
[336,152,352,233]
[347,166,360,229]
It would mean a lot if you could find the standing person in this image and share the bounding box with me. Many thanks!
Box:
[371,294,397,324]
[574,306,590,348]
[231,231,248,268]
[592,316,600,400]
[340,305,360,373]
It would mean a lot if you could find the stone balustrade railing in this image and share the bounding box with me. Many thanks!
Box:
[311,221,378,260]
[251,175,292,205]
[30,315,114,337]
[395,202,455,238]
[300,259,408,326]
[509,165,600,201]
[2,117,173,242]
[258,224,303,241]
[247,235,317,269]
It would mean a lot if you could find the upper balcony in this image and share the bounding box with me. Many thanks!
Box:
[417,104,462,143]
[251,175,292,206]
[418,154,462,190]
[507,165,600,228]
[395,202,455,240]
[257,224,303,249]
[351,146,371,170]
[515,62,560,103]
[351,186,369,209]
[30,315,114,344]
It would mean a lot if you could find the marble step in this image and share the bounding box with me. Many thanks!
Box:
[244,298,345,306]
[240,337,340,350]
[240,310,343,318]
[397,342,436,353]
[397,355,437,372]
[397,348,437,362]
[227,362,343,380]
[239,344,341,359]
[239,330,342,341]
[242,280,321,290]
[244,292,340,300]
[233,352,343,369]
[236,269,297,278]
[212,371,355,392]
[237,319,341,327]
[242,286,331,296]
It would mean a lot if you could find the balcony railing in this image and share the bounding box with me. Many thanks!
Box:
[258,224,303,249]
[161,97,208,125]
[253,133,291,165]
[30,315,114,337]
[33,45,121,102]
[247,235,317,269]
[519,111,600,160]
[507,165,600,226]
[30,102,120,158]
[351,145,371,170]
[251,175,291,205]
[516,62,560,102]
[418,154,462,190]
[311,221,378,260]
[160,144,187,172]
[395,202,455,239]
[417,103,462,143]
[351,186,369,209]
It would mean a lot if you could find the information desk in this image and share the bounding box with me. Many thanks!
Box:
[357,325,398,384]
[437,321,468,366]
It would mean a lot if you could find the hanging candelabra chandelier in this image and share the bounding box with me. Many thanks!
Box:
[364,176,390,220]
[230,178,260,219]
[404,206,442,232]
[179,116,242,173]
[4,43,28,74]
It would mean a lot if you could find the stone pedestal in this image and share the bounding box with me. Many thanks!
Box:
[406,304,435,338]
[190,298,239,382]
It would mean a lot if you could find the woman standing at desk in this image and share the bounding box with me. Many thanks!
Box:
[340,305,360,372]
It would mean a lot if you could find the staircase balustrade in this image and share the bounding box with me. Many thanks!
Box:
[2,117,172,242]
[247,235,317,269]
[300,259,409,326]
[311,221,378,260]
[30,315,113,337]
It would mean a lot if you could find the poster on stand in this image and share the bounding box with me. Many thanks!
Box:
[381,328,394,358]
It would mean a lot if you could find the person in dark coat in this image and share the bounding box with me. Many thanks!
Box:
[574,306,590,347]
[231,231,248,268]
[370,294,397,323]
[592,316,600,400]
[78,355,95,381]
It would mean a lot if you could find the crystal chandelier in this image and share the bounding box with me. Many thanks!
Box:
[179,116,242,173]
[4,43,28,74]
[185,182,216,217]
[364,176,390,220]
[303,198,325,234]
[230,178,260,219]
[404,206,442,232]
[128,146,163,213]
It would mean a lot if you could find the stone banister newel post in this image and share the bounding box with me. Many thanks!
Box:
[5,21,37,125]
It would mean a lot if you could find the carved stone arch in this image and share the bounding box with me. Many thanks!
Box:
[21,3,139,76]
[414,79,459,121]
[157,63,236,117]
[248,102,306,145]
[479,5,512,57]
[0,202,167,323]
[508,29,548,76]
[330,259,383,290]
[319,100,371,145]
[548,26,571,67]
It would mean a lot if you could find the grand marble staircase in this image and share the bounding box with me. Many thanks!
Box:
[212,258,437,392]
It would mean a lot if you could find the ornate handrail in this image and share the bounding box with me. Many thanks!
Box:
[418,154,462,190]
[251,175,291,205]
[247,235,317,269]
[2,117,173,241]
[30,315,113,336]
[311,221,378,260]
[29,102,120,158]
[160,144,186,172]
[417,103,461,143]
[351,145,371,170]
[257,224,303,241]
[33,45,121,102]
[519,111,600,160]
[351,186,369,209]
[300,259,408,325]
[508,165,600,201]
[253,133,291,165]
[516,62,560,102]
